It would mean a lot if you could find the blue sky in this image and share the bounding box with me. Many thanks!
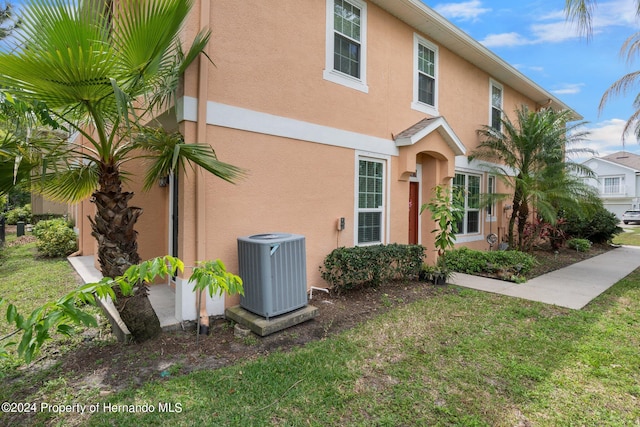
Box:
[427,0,640,158]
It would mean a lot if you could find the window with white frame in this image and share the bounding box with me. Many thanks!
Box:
[453,172,481,235]
[486,175,496,219]
[324,0,368,92]
[490,80,503,130]
[603,176,624,195]
[412,35,438,114]
[357,158,384,244]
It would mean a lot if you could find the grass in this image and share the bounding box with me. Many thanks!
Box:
[87,276,640,426]
[613,225,640,246]
[2,237,640,426]
[0,238,82,338]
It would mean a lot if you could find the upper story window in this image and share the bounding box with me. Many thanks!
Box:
[490,80,503,130]
[412,34,438,115]
[603,176,624,195]
[324,0,368,93]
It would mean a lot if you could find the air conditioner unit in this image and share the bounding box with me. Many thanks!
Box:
[237,233,307,320]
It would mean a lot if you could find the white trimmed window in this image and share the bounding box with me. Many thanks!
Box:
[490,80,503,130]
[357,158,384,244]
[454,172,481,235]
[603,176,624,195]
[324,0,368,93]
[412,34,438,115]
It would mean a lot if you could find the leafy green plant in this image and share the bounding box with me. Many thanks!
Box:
[31,213,65,224]
[563,204,622,243]
[420,184,464,278]
[1,255,243,363]
[445,247,537,282]
[4,204,31,224]
[33,218,78,257]
[320,244,425,292]
[567,238,592,252]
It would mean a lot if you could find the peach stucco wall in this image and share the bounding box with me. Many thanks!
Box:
[201,0,534,151]
[74,0,557,311]
[168,1,547,295]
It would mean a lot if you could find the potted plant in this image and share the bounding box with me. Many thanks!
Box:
[420,184,464,285]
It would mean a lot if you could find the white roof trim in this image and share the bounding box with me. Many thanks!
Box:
[585,157,640,173]
[394,116,466,156]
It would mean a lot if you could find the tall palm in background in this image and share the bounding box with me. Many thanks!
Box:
[566,0,640,138]
[472,106,599,251]
[0,0,244,341]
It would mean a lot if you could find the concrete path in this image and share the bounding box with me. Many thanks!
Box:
[450,245,640,309]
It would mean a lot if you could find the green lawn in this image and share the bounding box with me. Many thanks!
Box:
[1,239,640,426]
[613,225,640,246]
[0,239,81,338]
[90,274,640,426]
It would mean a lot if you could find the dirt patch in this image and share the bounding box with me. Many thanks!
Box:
[57,281,448,395]
[6,235,37,247]
[527,243,614,278]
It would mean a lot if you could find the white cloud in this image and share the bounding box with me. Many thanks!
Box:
[434,1,491,22]
[511,64,545,73]
[480,32,530,48]
[478,0,638,48]
[479,21,582,48]
[574,119,640,157]
[592,0,639,29]
[552,83,585,95]
[530,21,582,43]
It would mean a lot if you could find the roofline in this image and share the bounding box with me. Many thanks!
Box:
[584,156,640,173]
[368,0,583,121]
[395,116,466,155]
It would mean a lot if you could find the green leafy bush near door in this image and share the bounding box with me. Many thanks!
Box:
[320,244,425,292]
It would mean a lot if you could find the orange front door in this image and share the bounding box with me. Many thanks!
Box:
[409,181,419,244]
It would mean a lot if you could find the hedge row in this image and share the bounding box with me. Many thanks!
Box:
[444,247,537,279]
[320,244,425,292]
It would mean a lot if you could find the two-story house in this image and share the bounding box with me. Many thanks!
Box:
[583,151,640,218]
[73,0,580,323]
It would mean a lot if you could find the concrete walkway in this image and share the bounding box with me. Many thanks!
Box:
[450,245,640,309]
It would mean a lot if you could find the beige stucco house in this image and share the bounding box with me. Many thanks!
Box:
[73,0,580,322]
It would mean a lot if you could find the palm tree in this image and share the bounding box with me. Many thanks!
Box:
[565,0,640,138]
[472,106,598,251]
[0,0,244,342]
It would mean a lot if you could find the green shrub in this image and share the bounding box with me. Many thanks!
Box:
[444,247,537,281]
[563,204,622,244]
[320,244,425,292]
[34,218,78,258]
[5,204,31,225]
[567,238,592,252]
[32,213,66,224]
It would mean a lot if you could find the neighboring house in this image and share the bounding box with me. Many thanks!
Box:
[583,151,640,218]
[73,0,580,322]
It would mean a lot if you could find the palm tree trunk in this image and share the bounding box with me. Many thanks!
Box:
[508,180,524,249]
[89,163,162,342]
[516,202,529,251]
